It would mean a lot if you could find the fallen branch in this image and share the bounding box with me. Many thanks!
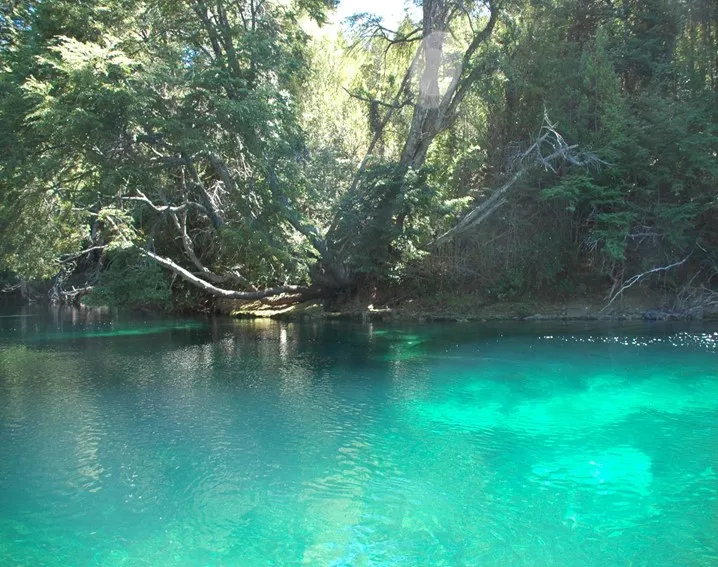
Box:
[433,173,517,246]
[675,283,718,316]
[170,211,254,288]
[1,283,22,293]
[60,286,94,303]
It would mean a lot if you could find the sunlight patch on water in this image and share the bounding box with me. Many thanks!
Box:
[542,331,718,350]
[530,446,660,534]
[411,372,718,437]
[531,446,653,495]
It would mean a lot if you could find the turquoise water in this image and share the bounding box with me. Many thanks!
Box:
[0,307,716,566]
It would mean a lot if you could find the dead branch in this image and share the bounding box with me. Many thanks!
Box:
[124,189,208,216]
[59,286,94,304]
[674,278,718,317]
[601,255,691,312]
[507,112,606,173]
[434,113,604,245]
[142,249,311,300]
[170,210,254,289]
[128,186,258,291]
[59,244,109,262]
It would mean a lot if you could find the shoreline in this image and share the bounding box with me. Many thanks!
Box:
[218,296,718,323]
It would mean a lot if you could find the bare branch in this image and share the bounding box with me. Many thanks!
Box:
[434,113,606,244]
[59,245,108,262]
[171,211,254,288]
[439,0,501,130]
[59,286,94,303]
[344,13,422,51]
[142,249,311,300]
[601,255,691,312]
[675,275,718,317]
[433,173,518,246]
[123,190,209,215]
[342,87,410,109]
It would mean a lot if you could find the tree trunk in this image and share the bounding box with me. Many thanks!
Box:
[318,0,499,290]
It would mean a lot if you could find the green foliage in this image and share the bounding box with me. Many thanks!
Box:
[0,0,715,307]
[85,250,171,309]
[299,33,369,222]
[0,0,329,294]
[464,0,717,287]
[0,194,89,280]
[329,164,444,280]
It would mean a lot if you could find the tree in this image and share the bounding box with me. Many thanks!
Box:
[438,0,717,300]
[1,0,329,302]
[315,0,502,289]
[1,0,715,308]
[1,0,507,302]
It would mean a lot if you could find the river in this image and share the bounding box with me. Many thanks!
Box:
[0,305,716,565]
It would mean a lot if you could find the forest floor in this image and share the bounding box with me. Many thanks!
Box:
[217,288,718,322]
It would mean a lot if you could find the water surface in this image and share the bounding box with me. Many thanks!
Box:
[0,306,716,565]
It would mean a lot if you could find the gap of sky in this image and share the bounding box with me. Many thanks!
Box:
[332,0,421,29]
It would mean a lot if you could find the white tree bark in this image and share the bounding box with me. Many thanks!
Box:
[142,250,311,300]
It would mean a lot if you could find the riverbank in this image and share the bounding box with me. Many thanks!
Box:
[216,289,718,322]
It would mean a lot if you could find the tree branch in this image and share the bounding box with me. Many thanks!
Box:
[601,255,691,312]
[342,87,410,109]
[123,190,209,215]
[59,244,108,262]
[171,211,253,288]
[434,113,606,244]
[142,249,311,299]
[203,151,238,193]
[433,173,518,245]
[181,151,224,228]
[338,44,425,212]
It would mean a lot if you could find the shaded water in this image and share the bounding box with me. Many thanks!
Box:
[0,306,716,566]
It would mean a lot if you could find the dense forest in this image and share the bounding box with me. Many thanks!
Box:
[0,0,716,315]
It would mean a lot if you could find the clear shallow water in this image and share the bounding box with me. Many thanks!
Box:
[0,307,716,566]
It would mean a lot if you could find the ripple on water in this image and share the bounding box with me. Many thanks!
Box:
[1,320,717,566]
[531,446,653,494]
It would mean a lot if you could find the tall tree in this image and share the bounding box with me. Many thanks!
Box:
[2,0,714,308]
[2,0,506,301]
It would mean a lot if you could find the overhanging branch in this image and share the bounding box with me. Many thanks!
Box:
[170,211,254,288]
[142,249,311,300]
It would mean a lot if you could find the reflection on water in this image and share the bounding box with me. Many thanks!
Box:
[0,306,717,565]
